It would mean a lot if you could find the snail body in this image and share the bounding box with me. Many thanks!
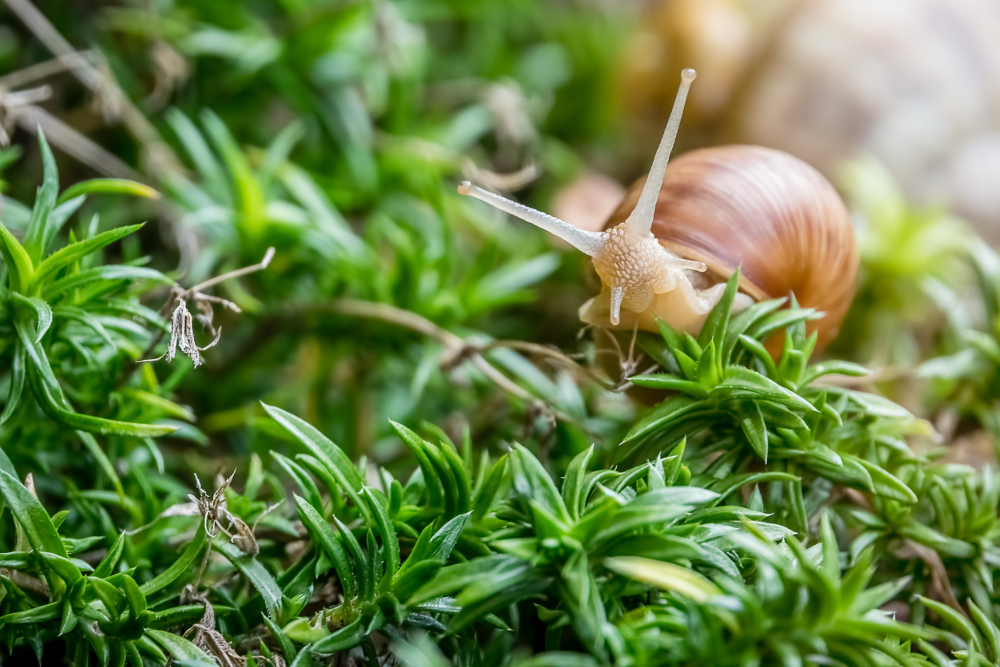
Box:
[590,144,857,346]
[459,69,858,347]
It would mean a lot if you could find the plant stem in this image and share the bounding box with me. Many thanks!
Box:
[121,248,276,387]
[328,298,591,424]
[185,247,276,295]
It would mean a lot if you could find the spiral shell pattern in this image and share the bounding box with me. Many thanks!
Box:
[605,145,858,346]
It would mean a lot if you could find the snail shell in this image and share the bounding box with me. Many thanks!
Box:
[597,145,858,347]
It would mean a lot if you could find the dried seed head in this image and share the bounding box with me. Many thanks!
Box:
[195,299,216,335]
[183,470,237,538]
[141,294,221,368]
[140,247,272,368]
[181,589,245,667]
[222,511,258,557]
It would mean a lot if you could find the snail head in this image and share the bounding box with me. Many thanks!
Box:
[458,69,705,326]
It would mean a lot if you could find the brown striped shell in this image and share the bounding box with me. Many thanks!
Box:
[604,145,858,347]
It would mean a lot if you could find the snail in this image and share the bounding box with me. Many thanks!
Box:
[459,69,858,347]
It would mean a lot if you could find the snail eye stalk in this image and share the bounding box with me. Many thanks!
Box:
[457,68,696,248]
[623,68,696,237]
[457,181,606,257]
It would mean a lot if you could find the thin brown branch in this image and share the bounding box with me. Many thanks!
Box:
[123,248,276,384]
[478,339,618,390]
[15,105,142,179]
[895,539,966,615]
[0,86,51,145]
[0,51,98,90]
[0,85,50,106]
[373,130,540,192]
[4,0,183,177]
[328,298,461,344]
[327,298,601,423]
[185,248,276,296]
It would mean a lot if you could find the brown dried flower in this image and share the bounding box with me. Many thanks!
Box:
[141,247,274,368]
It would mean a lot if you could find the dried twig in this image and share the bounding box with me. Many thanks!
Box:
[476,339,620,390]
[894,539,965,615]
[138,248,275,369]
[146,40,189,111]
[176,587,245,667]
[128,469,270,561]
[584,324,657,392]
[14,106,142,179]
[0,474,52,595]
[0,51,99,90]
[0,60,145,177]
[327,298,617,424]
[3,0,183,176]
[0,85,51,146]
[185,248,277,295]
[374,131,540,192]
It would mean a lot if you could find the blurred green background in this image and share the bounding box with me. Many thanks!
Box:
[3,0,1000,500]
[7,2,1000,664]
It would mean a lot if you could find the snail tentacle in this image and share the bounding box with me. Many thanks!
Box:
[622,68,696,236]
[457,69,705,329]
[610,286,625,325]
[457,181,606,257]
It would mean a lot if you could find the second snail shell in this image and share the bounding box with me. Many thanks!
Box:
[622,0,1000,244]
[599,145,858,348]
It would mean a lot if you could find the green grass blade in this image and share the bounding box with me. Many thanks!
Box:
[425,512,470,563]
[697,268,741,348]
[0,344,26,427]
[32,224,144,289]
[39,196,85,258]
[42,266,173,301]
[93,532,126,579]
[0,469,67,557]
[139,526,207,596]
[0,223,35,292]
[737,401,768,461]
[471,454,506,524]
[57,179,159,205]
[391,421,445,512]
[332,516,369,600]
[146,629,215,664]
[296,496,357,599]
[262,403,369,522]
[562,445,593,521]
[21,130,58,262]
[604,556,721,601]
[262,615,296,664]
[215,541,283,620]
[363,488,400,589]
[310,616,365,656]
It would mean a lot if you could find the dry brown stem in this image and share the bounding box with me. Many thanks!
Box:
[136,248,275,370]
[327,298,609,424]
[3,0,183,177]
[14,105,142,179]
[894,539,965,615]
